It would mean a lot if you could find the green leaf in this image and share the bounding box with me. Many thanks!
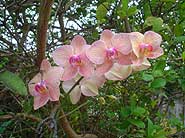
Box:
[0,120,12,134]
[175,36,185,42]
[182,51,185,61]
[122,0,128,12]
[174,24,184,36]
[127,6,138,16]
[152,60,166,77]
[0,71,28,96]
[161,0,176,2]
[118,0,128,19]
[150,78,166,89]
[178,79,185,91]
[128,119,145,128]
[120,106,131,118]
[147,118,155,137]
[132,107,146,116]
[143,4,152,19]
[96,2,109,23]
[142,73,154,81]
[144,16,163,32]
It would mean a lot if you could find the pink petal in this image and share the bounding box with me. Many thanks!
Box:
[144,31,162,49]
[148,47,164,59]
[61,65,78,81]
[69,86,81,104]
[117,52,132,65]
[34,95,49,110]
[86,40,107,64]
[112,33,132,55]
[71,35,86,54]
[79,53,94,78]
[28,73,41,96]
[52,45,73,66]
[88,75,106,88]
[130,52,144,65]
[81,80,99,96]
[47,83,60,101]
[100,29,114,48]
[40,59,51,71]
[95,60,113,75]
[129,32,144,58]
[62,79,76,93]
[105,63,132,80]
[44,66,64,84]
[132,58,151,72]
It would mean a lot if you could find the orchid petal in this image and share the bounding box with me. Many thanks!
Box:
[100,29,114,48]
[46,83,60,101]
[147,47,164,59]
[34,95,49,110]
[71,35,86,54]
[105,63,132,80]
[88,75,106,88]
[144,31,162,49]
[95,60,113,75]
[117,52,132,65]
[40,59,51,71]
[86,40,106,64]
[62,79,76,93]
[61,65,78,81]
[69,86,81,104]
[52,45,73,66]
[81,80,99,96]
[28,73,41,96]
[132,58,151,72]
[112,33,132,55]
[79,53,94,78]
[129,32,144,58]
[44,67,64,84]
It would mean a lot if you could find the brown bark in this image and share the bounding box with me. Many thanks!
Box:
[36,0,54,66]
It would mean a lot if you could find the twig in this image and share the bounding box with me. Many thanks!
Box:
[68,77,83,94]
[36,102,60,138]
[59,100,90,120]
[124,16,131,33]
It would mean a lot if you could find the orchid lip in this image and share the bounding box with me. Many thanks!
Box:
[69,55,82,66]
[34,80,48,95]
[139,43,153,51]
[106,48,118,59]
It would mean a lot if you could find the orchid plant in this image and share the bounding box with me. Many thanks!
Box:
[28,30,163,109]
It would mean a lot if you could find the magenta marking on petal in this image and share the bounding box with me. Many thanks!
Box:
[69,55,82,66]
[106,48,118,59]
[34,80,48,95]
[139,43,153,55]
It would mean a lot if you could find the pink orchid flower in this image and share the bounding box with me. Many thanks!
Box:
[104,63,132,80]
[86,29,132,75]
[129,31,163,61]
[52,35,94,81]
[28,59,63,110]
[62,75,106,104]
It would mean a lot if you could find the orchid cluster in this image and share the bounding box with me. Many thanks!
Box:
[28,30,163,110]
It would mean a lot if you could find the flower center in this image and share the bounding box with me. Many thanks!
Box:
[34,80,48,95]
[69,55,82,66]
[106,48,118,59]
[139,43,153,55]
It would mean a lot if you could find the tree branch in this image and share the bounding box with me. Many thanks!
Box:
[36,0,54,66]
